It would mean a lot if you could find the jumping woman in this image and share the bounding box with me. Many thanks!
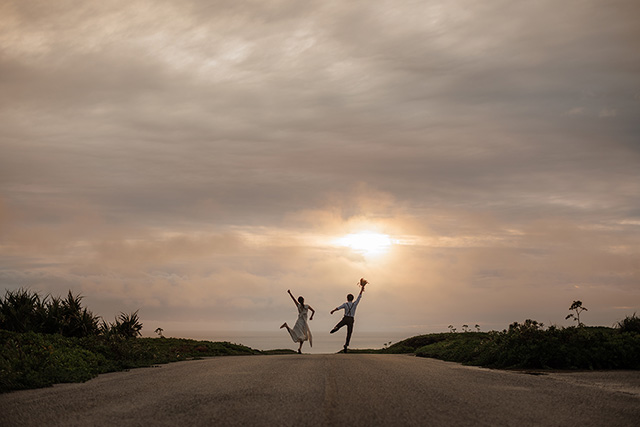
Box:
[280,289,314,353]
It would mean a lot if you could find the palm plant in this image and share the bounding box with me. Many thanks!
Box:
[1,288,137,339]
[61,290,83,336]
[0,288,41,332]
[99,318,117,338]
[114,310,143,338]
[60,291,100,337]
[41,295,64,334]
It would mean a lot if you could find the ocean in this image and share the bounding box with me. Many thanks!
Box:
[162,330,416,354]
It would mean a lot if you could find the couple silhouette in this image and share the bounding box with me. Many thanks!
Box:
[280,279,367,354]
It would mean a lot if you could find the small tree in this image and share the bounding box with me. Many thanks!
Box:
[566,300,588,326]
[155,327,164,338]
[116,310,143,338]
[447,324,456,333]
[100,310,143,339]
[462,324,469,332]
[475,324,480,332]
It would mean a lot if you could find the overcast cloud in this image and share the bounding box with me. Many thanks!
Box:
[1,1,639,347]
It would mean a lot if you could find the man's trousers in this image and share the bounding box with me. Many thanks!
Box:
[331,316,355,346]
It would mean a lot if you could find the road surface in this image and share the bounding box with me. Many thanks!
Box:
[1,354,639,426]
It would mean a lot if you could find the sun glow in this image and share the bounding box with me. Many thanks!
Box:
[335,231,393,256]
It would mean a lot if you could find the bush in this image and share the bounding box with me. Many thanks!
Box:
[415,320,640,370]
[616,313,640,334]
[0,289,101,338]
[0,288,42,333]
[0,288,264,393]
[381,333,451,353]
[0,330,106,392]
[0,331,261,393]
[414,332,489,363]
[100,311,143,339]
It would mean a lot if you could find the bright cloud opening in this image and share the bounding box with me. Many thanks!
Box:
[335,231,393,256]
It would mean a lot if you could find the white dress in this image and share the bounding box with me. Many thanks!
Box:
[288,304,312,347]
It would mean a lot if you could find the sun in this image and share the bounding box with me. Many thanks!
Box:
[335,231,393,256]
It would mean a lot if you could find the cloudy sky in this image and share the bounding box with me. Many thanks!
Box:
[1,1,639,344]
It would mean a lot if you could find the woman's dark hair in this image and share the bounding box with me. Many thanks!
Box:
[298,296,304,305]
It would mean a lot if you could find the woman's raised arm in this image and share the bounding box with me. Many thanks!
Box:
[287,289,298,306]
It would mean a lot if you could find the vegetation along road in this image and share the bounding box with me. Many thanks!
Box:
[1,354,639,426]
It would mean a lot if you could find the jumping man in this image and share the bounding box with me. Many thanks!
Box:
[330,278,366,353]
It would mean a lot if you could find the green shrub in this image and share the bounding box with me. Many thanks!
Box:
[0,331,261,393]
[0,330,106,392]
[381,333,451,353]
[0,288,263,393]
[0,288,42,333]
[0,289,101,338]
[616,313,640,334]
[415,321,640,370]
[100,311,143,340]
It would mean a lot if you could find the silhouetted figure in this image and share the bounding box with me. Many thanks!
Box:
[330,279,366,353]
[280,289,314,353]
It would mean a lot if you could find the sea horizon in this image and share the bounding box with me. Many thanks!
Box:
[145,330,420,354]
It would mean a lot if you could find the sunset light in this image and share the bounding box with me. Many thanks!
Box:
[1,1,638,360]
[335,231,393,256]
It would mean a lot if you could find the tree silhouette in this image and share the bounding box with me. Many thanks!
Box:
[155,327,164,338]
[566,300,588,326]
[447,324,456,333]
[0,288,99,337]
[475,324,480,332]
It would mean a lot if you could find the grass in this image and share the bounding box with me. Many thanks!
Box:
[410,321,640,370]
[0,330,293,393]
[0,288,300,393]
[349,317,640,371]
[3,314,639,393]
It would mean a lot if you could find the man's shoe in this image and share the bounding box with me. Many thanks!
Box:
[330,328,337,334]
[343,346,348,353]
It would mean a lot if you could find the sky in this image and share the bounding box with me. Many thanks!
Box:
[1,1,639,347]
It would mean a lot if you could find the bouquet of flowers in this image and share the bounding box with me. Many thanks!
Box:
[358,278,368,291]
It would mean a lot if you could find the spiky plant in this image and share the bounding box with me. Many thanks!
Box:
[115,310,143,338]
[60,291,97,337]
[41,295,64,334]
[0,288,41,332]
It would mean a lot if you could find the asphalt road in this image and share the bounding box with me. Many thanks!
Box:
[2,354,639,426]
